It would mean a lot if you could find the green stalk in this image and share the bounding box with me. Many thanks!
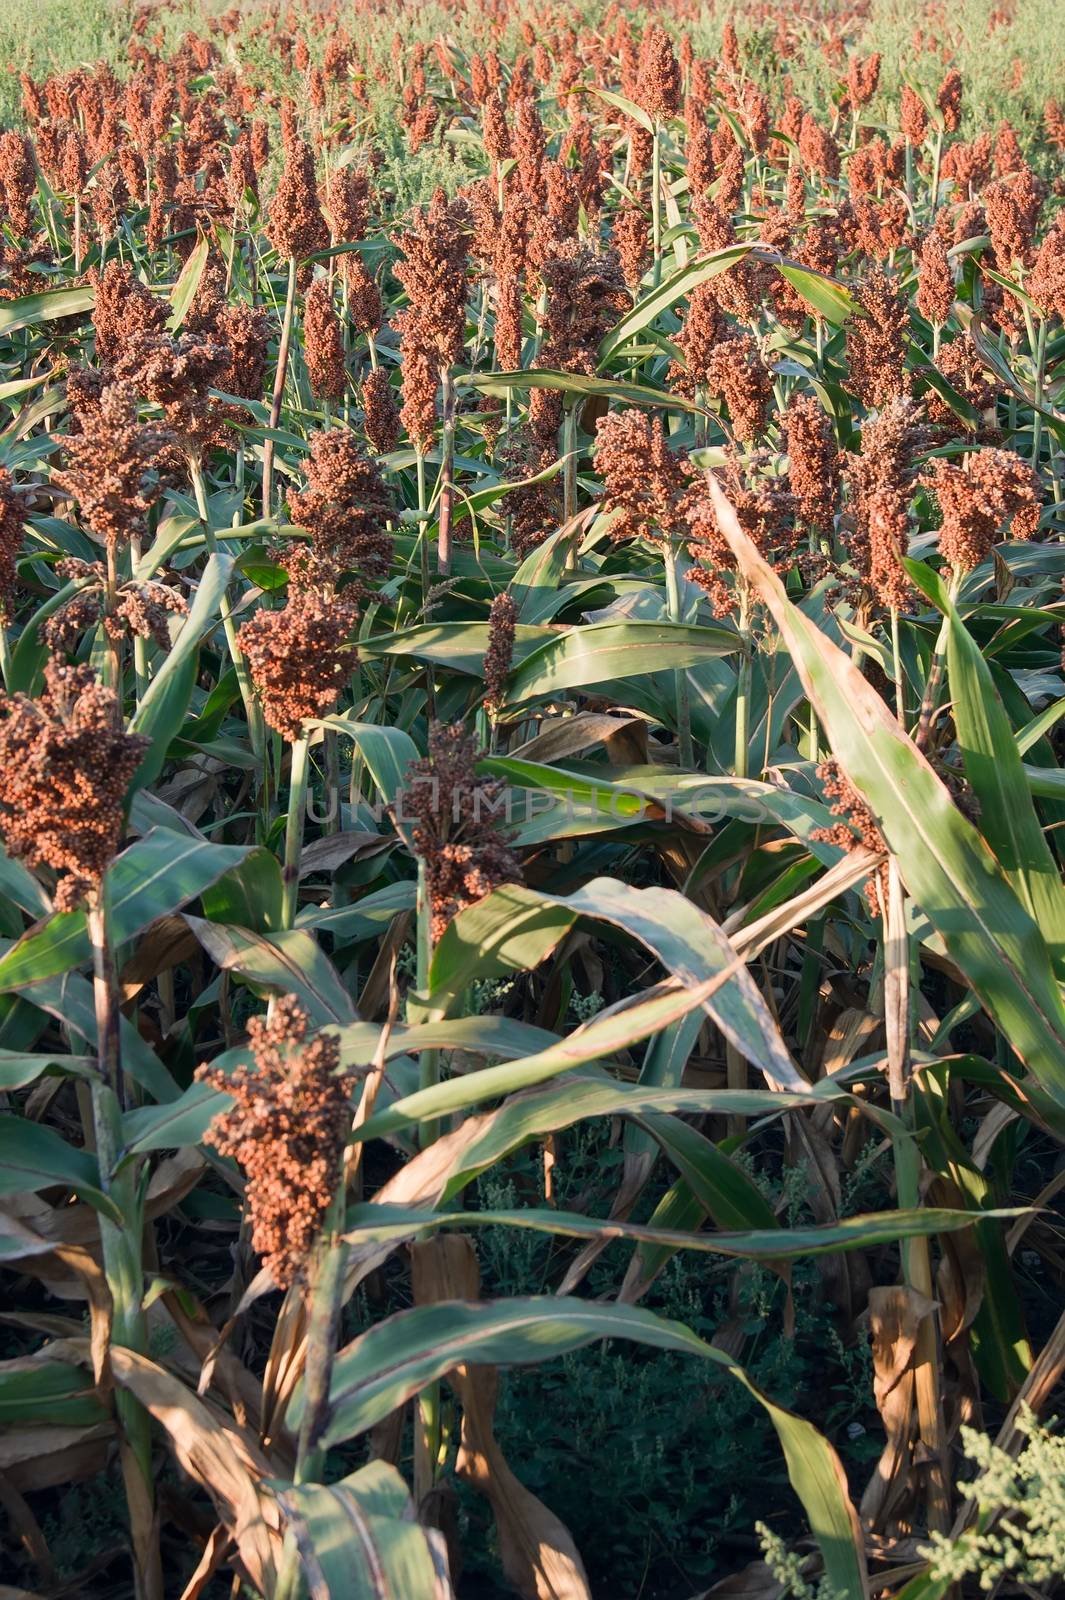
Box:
[664,546,694,769]
[262,255,299,519]
[929,127,944,213]
[890,604,905,725]
[129,534,148,705]
[272,1187,349,1600]
[914,569,960,750]
[282,732,310,929]
[437,365,455,576]
[883,860,951,1533]
[1031,315,1047,470]
[414,858,440,1145]
[733,583,751,779]
[561,405,578,526]
[651,118,663,288]
[104,539,123,703]
[88,893,162,1600]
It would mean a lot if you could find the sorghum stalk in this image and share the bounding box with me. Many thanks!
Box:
[890,605,906,723]
[262,256,299,518]
[414,858,441,1145]
[1031,315,1047,470]
[129,535,149,703]
[87,891,163,1600]
[561,405,578,527]
[664,545,694,767]
[914,569,961,749]
[883,858,951,1533]
[272,1185,350,1600]
[104,539,122,702]
[282,731,310,927]
[733,582,752,779]
[410,854,443,1496]
[437,365,456,575]
[651,119,663,287]
[929,127,944,213]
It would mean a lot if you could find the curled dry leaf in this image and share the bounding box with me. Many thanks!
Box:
[32,1339,282,1593]
[859,1285,939,1532]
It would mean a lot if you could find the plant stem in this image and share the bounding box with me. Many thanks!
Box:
[437,365,455,576]
[272,1187,349,1600]
[734,584,751,779]
[129,535,149,705]
[651,119,663,287]
[664,546,694,768]
[562,405,578,530]
[929,127,944,213]
[890,604,905,724]
[104,539,122,702]
[413,858,441,1146]
[262,255,298,520]
[87,893,162,1600]
[1031,315,1047,470]
[883,861,951,1533]
[282,732,310,929]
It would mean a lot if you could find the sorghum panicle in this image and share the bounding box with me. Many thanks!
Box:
[196,997,352,1289]
[0,659,149,912]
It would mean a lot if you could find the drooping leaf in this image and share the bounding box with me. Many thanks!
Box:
[709,476,1065,1106]
[309,1296,870,1597]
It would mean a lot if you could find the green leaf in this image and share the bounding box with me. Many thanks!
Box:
[505,619,738,705]
[509,520,582,618]
[598,246,754,364]
[0,832,255,991]
[130,553,236,790]
[7,575,96,697]
[296,880,417,940]
[907,559,1065,979]
[201,847,285,934]
[183,917,357,1024]
[584,85,655,131]
[776,261,858,324]
[167,234,210,329]
[0,846,51,917]
[277,1460,443,1600]
[310,717,420,848]
[309,1296,869,1597]
[0,1048,95,1089]
[361,990,810,1146]
[0,1116,121,1221]
[427,876,800,1088]
[22,969,177,1103]
[1015,695,1065,757]
[344,1201,1016,1262]
[465,368,706,414]
[0,284,95,335]
[0,1361,109,1426]
[359,621,552,677]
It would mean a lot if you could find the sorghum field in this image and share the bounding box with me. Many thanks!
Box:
[2,0,1065,1595]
